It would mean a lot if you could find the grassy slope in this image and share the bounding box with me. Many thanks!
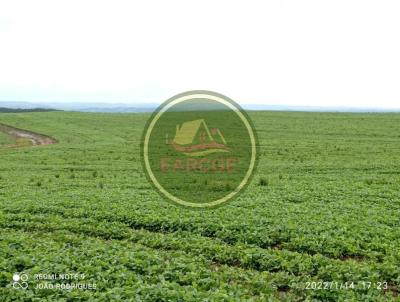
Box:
[0,131,14,145]
[0,111,400,301]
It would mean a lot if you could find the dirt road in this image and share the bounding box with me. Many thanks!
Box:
[0,123,57,147]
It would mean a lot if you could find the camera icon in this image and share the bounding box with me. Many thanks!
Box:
[12,273,29,290]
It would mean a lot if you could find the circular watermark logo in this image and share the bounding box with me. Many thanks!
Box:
[141,91,258,209]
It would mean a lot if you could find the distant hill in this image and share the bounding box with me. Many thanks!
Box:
[0,107,60,113]
[0,101,399,113]
[76,106,156,113]
[245,104,400,113]
[0,101,158,113]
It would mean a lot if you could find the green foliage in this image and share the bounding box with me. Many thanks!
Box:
[0,131,14,145]
[259,177,268,187]
[0,111,400,301]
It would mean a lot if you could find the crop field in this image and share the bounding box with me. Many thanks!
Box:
[0,111,400,301]
[0,131,13,145]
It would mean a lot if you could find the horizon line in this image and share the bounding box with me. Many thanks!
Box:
[1,100,400,112]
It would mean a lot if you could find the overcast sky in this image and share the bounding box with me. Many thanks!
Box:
[0,0,399,108]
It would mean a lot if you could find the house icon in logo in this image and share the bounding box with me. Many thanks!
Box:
[170,119,230,156]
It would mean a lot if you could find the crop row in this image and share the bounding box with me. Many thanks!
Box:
[0,211,398,301]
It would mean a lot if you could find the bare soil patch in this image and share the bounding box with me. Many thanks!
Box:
[0,122,57,147]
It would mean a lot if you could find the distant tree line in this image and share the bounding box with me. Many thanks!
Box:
[0,107,60,113]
